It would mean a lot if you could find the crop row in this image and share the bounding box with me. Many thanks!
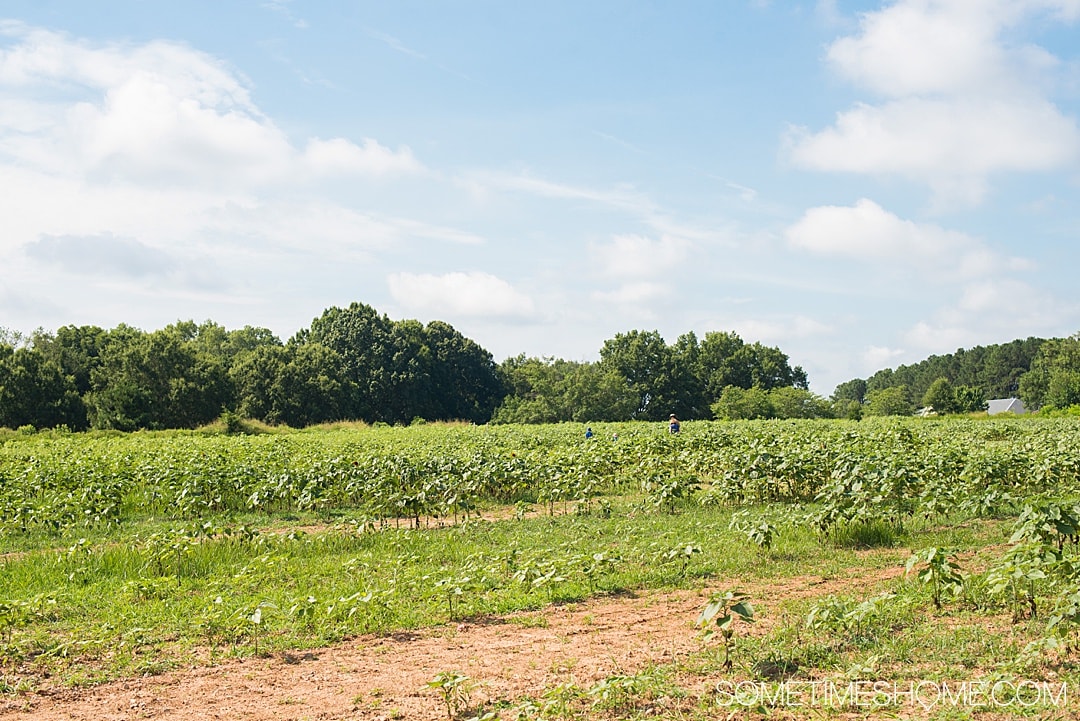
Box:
[1,418,1079,536]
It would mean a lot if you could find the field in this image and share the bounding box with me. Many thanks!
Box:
[0,418,1078,719]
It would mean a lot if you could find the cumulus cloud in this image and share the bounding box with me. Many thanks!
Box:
[904,278,1079,351]
[590,281,668,306]
[0,23,423,188]
[733,316,835,343]
[786,0,1080,205]
[302,137,423,177]
[387,271,536,319]
[588,234,689,278]
[863,345,905,368]
[24,233,175,277]
[785,198,1029,278]
[787,98,1079,204]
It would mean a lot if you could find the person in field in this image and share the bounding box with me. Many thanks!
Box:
[668,414,680,434]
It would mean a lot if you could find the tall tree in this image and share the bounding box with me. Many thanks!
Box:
[921,377,958,414]
[304,303,395,422]
[711,386,772,420]
[0,346,82,429]
[1019,333,1080,410]
[865,386,914,416]
[832,378,867,404]
[599,330,677,420]
[420,320,503,423]
[84,326,230,430]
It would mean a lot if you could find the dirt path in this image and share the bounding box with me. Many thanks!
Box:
[0,568,905,721]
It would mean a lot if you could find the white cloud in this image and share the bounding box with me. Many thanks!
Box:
[479,172,652,214]
[202,201,485,261]
[827,0,1080,96]
[826,2,1006,97]
[785,198,1028,279]
[473,170,734,248]
[24,233,175,278]
[387,271,536,319]
[863,345,905,368]
[0,23,424,188]
[302,137,423,177]
[905,278,1080,352]
[590,282,668,307]
[787,0,1080,206]
[587,234,689,278]
[733,316,834,343]
[787,98,1080,204]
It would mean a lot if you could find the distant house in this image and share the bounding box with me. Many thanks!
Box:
[987,398,1026,415]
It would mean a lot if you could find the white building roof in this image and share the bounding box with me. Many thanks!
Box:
[987,398,1026,415]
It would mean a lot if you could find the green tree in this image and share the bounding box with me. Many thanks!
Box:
[1047,370,1080,410]
[953,385,986,413]
[0,346,82,430]
[32,324,108,396]
[865,386,914,417]
[562,362,637,422]
[599,330,677,420]
[831,398,864,420]
[230,342,351,427]
[980,338,1045,398]
[229,344,287,422]
[768,387,831,419]
[698,331,746,399]
[304,303,395,422]
[731,342,808,391]
[492,355,568,423]
[921,377,957,414]
[668,331,710,419]
[711,385,772,420]
[84,326,230,430]
[698,331,807,396]
[831,378,867,419]
[420,320,503,423]
[832,378,867,405]
[1019,334,1080,410]
[492,356,635,423]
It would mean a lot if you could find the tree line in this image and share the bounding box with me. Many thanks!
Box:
[4,301,1077,432]
[1,303,814,431]
[831,334,1080,416]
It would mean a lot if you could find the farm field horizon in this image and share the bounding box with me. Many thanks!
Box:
[1,417,1078,719]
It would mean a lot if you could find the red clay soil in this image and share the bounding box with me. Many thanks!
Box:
[0,569,909,721]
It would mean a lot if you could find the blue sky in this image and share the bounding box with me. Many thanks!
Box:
[1,1,1078,394]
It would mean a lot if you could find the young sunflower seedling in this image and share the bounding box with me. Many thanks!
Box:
[697,590,755,671]
[905,547,964,610]
[426,670,474,720]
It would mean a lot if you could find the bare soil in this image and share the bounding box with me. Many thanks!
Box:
[0,568,911,721]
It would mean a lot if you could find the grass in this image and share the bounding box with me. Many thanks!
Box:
[0,496,1052,697]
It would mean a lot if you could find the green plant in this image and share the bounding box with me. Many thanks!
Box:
[729,511,778,551]
[905,547,964,609]
[434,575,477,621]
[586,667,677,712]
[427,671,474,720]
[661,543,701,577]
[697,589,755,671]
[1047,586,1080,648]
[804,592,897,639]
[245,601,276,656]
